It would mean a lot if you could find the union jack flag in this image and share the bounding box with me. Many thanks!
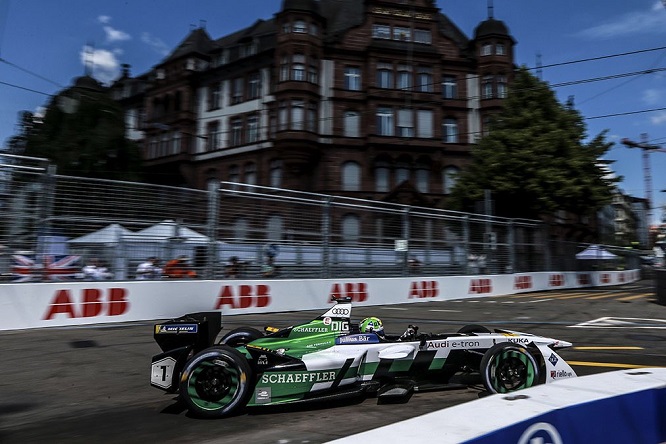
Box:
[11,254,82,282]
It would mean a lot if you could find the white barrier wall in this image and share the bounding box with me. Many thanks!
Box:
[0,269,640,331]
[327,368,666,444]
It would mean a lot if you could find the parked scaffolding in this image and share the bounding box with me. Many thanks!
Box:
[0,154,639,282]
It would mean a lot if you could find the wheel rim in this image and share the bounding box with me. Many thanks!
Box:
[187,358,242,411]
[488,349,536,393]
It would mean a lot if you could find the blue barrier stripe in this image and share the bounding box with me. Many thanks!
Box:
[462,387,666,444]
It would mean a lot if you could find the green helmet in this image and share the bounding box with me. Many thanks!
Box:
[359,317,384,337]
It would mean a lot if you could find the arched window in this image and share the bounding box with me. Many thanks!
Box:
[374,159,390,192]
[395,160,410,185]
[266,215,283,241]
[342,214,360,244]
[342,161,361,191]
[291,99,305,130]
[415,162,430,193]
[443,166,459,194]
[244,162,256,186]
[270,159,283,188]
[344,111,360,137]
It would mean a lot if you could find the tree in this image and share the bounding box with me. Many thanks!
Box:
[19,79,144,181]
[448,67,620,221]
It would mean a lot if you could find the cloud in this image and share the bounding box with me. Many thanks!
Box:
[103,25,131,43]
[98,15,111,24]
[575,2,666,39]
[141,32,170,56]
[650,111,666,126]
[80,45,121,85]
[642,88,663,105]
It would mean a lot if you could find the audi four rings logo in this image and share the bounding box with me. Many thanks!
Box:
[331,308,350,315]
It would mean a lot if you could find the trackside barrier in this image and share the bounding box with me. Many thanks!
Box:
[326,368,666,444]
[0,270,640,331]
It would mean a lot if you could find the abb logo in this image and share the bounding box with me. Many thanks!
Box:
[549,274,565,287]
[514,276,533,290]
[43,288,129,320]
[329,283,368,302]
[409,281,439,299]
[578,274,591,285]
[601,273,611,284]
[214,285,270,309]
[619,273,626,283]
[469,279,492,294]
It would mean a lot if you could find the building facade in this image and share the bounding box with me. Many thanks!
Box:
[110,0,516,209]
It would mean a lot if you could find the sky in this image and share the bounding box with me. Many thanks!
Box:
[1,0,666,223]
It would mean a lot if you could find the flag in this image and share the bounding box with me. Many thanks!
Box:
[11,254,82,282]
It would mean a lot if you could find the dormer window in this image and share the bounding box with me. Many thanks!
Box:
[496,43,506,55]
[481,43,493,56]
[293,20,307,33]
[393,27,411,41]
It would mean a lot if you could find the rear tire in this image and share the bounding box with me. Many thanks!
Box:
[179,345,253,418]
[218,327,264,347]
[480,342,540,394]
[457,324,491,334]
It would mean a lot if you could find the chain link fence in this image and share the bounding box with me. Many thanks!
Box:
[0,154,640,282]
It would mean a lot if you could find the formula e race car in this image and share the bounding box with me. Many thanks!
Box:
[150,298,577,418]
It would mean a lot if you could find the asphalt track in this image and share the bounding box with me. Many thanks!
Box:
[1,279,665,443]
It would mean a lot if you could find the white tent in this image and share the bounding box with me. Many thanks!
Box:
[576,245,618,260]
[68,223,133,245]
[129,220,210,244]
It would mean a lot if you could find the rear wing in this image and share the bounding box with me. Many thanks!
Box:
[153,311,222,353]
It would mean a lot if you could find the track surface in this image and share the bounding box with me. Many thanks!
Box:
[1,280,665,443]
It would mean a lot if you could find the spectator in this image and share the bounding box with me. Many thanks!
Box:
[136,256,160,280]
[82,258,112,280]
[225,256,242,279]
[261,255,278,278]
[408,255,422,274]
[164,255,197,279]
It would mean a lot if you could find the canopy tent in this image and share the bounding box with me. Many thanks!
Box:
[129,220,210,244]
[576,245,618,260]
[68,223,133,245]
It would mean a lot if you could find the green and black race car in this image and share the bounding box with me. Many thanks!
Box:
[150,298,576,418]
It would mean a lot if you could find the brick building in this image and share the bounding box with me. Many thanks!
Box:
[111,0,515,209]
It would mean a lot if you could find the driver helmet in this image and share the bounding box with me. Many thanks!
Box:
[359,317,384,337]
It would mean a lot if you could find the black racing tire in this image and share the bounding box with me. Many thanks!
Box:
[218,327,264,347]
[179,345,253,418]
[457,324,491,334]
[480,342,541,394]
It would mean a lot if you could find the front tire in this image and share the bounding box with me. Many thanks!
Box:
[179,345,253,418]
[480,342,540,394]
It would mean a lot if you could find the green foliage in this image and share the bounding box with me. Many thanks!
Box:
[448,67,620,220]
[21,86,144,181]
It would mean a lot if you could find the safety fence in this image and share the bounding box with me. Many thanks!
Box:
[0,154,640,282]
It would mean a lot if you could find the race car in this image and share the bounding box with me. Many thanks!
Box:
[150,297,577,418]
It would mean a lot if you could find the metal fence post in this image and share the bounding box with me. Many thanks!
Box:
[402,207,410,276]
[205,181,220,279]
[321,196,331,278]
[508,220,515,273]
[463,215,470,275]
[37,164,56,282]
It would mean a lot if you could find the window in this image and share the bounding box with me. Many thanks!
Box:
[292,54,306,81]
[442,75,457,99]
[244,162,256,186]
[416,165,430,193]
[344,111,360,137]
[308,57,318,84]
[482,116,492,137]
[372,24,391,39]
[291,99,305,130]
[443,118,458,143]
[377,63,393,89]
[342,161,361,191]
[482,75,493,99]
[206,121,220,151]
[230,117,243,146]
[417,67,433,92]
[481,43,492,56]
[342,214,360,244]
[375,161,390,192]
[231,77,243,104]
[234,218,248,240]
[496,43,506,55]
[417,109,433,138]
[497,75,507,98]
[442,166,459,194]
[396,65,411,91]
[393,27,411,41]
[208,82,221,110]
[376,107,394,136]
[395,162,410,184]
[344,67,362,91]
[414,29,432,44]
[247,72,261,99]
[246,114,259,143]
[310,23,319,36]
[293,20,307,33]
[270,160,283,188]
[397,108,413,137]
[307,102,317,132]
[266,215,283,241]
[280,56,289,81]
[278,101,288,131]
[229,165,240,184]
